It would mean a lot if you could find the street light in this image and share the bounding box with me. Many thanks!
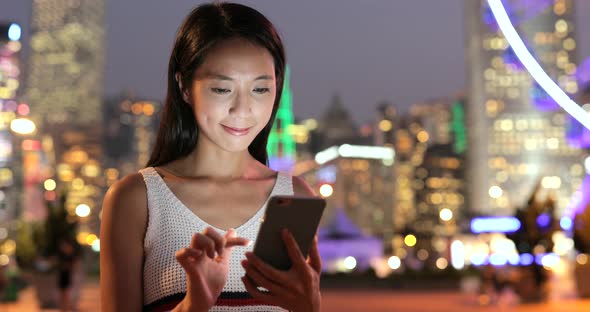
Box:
[75,204,91,218]
[10,117,36,135]
[319,183,334,198]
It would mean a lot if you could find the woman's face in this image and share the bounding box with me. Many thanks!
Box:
[182,37,277,153]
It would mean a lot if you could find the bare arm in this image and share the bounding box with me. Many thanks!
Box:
[100,173,147,311]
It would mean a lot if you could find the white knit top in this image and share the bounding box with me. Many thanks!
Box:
[139,167,292,311]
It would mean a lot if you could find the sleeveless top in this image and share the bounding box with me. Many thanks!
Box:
[139,167,292,311]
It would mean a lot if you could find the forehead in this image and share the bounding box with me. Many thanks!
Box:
[195,38,275,79]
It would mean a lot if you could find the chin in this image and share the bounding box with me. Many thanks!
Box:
[219,137,256,153]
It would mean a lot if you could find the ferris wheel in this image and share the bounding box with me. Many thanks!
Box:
[483,0,553,32]
[486,0,590,131]
[566,57,590,147]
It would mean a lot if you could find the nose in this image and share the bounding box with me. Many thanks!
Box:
[229,91,252,117]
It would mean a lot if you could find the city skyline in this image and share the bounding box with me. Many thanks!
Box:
[2,0,590,124]
[2,2,590,303]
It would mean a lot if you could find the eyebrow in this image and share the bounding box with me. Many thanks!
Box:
[202,72,274,81]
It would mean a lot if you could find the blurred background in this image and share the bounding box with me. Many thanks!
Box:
[1,0,590,311]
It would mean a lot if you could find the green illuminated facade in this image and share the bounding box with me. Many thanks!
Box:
[268,66,295,170]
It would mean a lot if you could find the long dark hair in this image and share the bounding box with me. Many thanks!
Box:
[146,2,286,167]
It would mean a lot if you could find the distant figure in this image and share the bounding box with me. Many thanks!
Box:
[57,239,80,312]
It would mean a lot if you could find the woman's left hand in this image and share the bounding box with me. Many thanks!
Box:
[241,229,321,312]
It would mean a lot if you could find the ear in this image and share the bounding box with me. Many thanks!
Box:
[175,72,191,104]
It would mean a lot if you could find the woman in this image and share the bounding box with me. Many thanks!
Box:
[100,2,322,311]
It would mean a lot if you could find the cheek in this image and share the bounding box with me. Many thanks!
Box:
[194,101,224,128]
[193,90,224,119]
[257,99,275,125]
[191,84,217,120]
[261,91,277,120]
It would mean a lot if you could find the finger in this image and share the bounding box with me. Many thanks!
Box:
[281,229,306,269]
[241,260,290,298]
[175,247,203,269]
[244,252,290,285]
[307,235,322,274]
[203,227,226,258]
[241,275,279,306]
[191,233,216,259]
[226,237,251,248]
[223,228,252,248]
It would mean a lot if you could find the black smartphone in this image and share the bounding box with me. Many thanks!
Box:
[253,195,326,270]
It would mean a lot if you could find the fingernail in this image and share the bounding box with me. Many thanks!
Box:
[246,240,253,246]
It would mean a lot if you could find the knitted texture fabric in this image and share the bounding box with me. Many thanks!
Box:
[139,167,293,311]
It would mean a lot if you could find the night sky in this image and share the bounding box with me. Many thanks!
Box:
[2,0,590,124]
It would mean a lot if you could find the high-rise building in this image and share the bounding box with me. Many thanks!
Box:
[465,0,584,217]
[373,101,397,147]
[25,0,105,128]
[0,22,24,226]
[300,144,395,252]
[0,22,23,170]
[103,95,161,184]
[381,99,467,267]
[23,0,106,237]
[0,23,22,109]
[566,57,590,148]
[268,66,296,172]
[314,94,362,152]
[389,109,428,234]
[409,100,467,238]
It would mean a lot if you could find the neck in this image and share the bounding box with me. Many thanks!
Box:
[164,138,262,180]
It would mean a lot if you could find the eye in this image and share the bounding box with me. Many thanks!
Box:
[253,87,270,94]
[211,88,231,94]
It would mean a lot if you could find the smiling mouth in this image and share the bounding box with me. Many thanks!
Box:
[221,125,252,136]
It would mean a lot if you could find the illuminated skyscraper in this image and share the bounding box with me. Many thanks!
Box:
[103,95,161,184]
[0,22,23,168]
[388,109,428,234]
[25,0,105,128]
[409,100,467,238]
[0,23,22,109]
[300,144,395,252]
[268,66,296,172]
[378,99,467,266]
[0,23,24,226]
[465,0,583,216]
[23,0,106,238]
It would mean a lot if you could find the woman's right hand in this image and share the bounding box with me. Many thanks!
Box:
[173,227,250,312]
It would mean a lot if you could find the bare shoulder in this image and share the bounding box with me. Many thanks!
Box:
[109,172,145,193]
[292,175,316,197]
[100,172,147,311]
[102,172,148,227]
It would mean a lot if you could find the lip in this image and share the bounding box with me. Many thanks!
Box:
[222,125,252,136]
